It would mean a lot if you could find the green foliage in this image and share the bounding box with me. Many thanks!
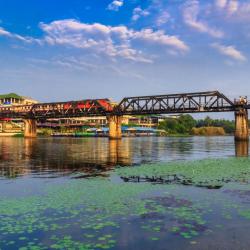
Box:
[38,128,53,136]
[12,133,24,137]
[158,115,236,135]
[0,93,23,100]
[158,115,196,134]
[122,123,140,127]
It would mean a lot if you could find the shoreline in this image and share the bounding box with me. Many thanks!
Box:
[0,133,235,138]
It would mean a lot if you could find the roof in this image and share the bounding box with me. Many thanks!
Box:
[21,96,37,101]
[123,127,157,132]
[86,128,109,132]
[0,93,24,100]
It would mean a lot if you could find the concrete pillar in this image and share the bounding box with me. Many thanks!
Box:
[235,109,249,141]
[108,115,122,140]
[24,119,37,138]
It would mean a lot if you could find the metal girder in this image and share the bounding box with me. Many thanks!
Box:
[115,91,236,115]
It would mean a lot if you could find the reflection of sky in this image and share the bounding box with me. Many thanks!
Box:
[0,0,250,115]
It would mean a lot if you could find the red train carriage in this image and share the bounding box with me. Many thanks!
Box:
[72,99,113,112]
[97,99,113,112]
[76,101,92,110]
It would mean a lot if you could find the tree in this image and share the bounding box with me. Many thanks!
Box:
[178,115,197,133]
[158,115,196,134]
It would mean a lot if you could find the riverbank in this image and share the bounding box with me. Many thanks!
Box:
[0,132,23,137]
[0,132,234,138]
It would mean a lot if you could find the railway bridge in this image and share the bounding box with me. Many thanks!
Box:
[0,91,249,141]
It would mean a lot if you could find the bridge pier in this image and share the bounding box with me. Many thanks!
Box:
[107,115,122,140]
[235,109,249,141]
[24,119,37,138]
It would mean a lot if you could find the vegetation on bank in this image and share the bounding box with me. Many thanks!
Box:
[158,115,196,135]
[12,133,24,137]
[158,115,235,136]
[196,116,235,134]
[37,128,54,136]
[191,127,225,136]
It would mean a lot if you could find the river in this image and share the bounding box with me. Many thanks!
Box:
[0,136,249,249]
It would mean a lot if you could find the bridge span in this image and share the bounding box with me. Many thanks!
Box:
[0,91,249,141]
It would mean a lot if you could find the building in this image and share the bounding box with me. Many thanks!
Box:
[0,93,38,134]
[38,115,166,129]
[122,115,165,128]
[0,93,38,106]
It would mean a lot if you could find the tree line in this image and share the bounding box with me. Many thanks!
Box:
[158,115,237,135]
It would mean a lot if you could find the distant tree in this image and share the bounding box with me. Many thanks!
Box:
[123,123,140,127]
[204,116,212,126]
[178,115,197,133]
[158,115,234,135]
[196,117,235,134]
[158,115,196,134]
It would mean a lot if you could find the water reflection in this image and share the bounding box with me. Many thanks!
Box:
[0,138,134,179]
[235,140,249,157]
[0,136,249,179]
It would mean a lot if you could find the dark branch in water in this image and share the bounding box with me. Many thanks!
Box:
[120,175,223,189]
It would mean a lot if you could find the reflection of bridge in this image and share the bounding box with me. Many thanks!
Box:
[0,137,248,178]
[0,91,249,140]
[0,138,133,178]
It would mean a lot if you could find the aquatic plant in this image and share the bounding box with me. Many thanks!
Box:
[1,158,250,249]
[116,158,250,188]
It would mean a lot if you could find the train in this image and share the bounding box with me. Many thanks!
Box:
[0,99,114,117]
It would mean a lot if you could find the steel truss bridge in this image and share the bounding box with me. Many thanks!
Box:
[0,91,249,119]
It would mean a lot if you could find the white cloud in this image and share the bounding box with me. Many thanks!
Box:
[227,0,238,14]
[0,26,40,44]
[211,43,247,62]
[0,19,189,63]
[39,19,189,62]
[215,0,250,21]
[107,0,123,11]
[215,0,228,9]
[0,27,11,36]
[183,0,224,38]
[133,29,189,52]
[132,7,150,21]
[156,11,170,26]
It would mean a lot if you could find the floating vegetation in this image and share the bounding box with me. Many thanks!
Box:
[1,158,250,249]
[238,209,250,219]
[117,158,250,188]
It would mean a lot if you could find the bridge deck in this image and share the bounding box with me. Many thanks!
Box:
[0,91,247,119]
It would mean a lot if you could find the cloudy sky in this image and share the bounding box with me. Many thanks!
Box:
[0,0,250,106]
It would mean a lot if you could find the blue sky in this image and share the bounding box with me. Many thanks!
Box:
[1,0,250,111]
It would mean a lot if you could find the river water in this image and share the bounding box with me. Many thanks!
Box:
[0,136,249,250]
